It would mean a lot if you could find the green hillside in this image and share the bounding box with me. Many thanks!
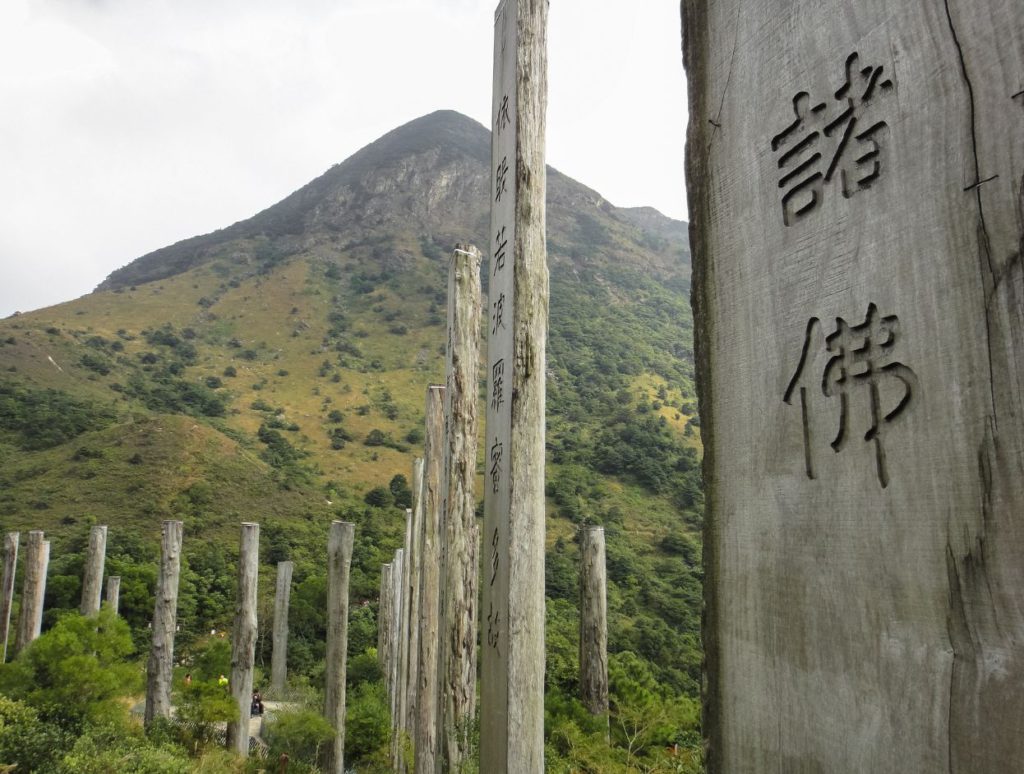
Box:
[0,111,702,771]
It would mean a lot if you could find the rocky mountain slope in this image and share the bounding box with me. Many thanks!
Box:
[0,111,702,742]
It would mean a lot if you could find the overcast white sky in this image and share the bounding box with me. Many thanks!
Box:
[0,0,688,317]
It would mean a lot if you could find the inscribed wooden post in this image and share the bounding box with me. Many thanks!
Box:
[145,520,183,727]
[481,0,548,770]
[226,522,259,756]
[682,2,1024,771]
[0,532,17,662]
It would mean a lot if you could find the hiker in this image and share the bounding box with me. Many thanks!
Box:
[250,689,265,716]
[184,673,192,686]
[218,674,228,688]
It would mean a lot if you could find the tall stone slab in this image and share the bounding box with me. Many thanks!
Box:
[80,524,107,616]
[415,384,445,774]
[145,520,183,726]
[0,532,18,662]
[682,2,1024,771]
[271,560,293,694]
[15,531,48,653]
[438,244,483,772]
[323,520,355,774]
[106,575,121,615]
[482,0,548,770]
[226,522,260,756]
[579,526,608,717]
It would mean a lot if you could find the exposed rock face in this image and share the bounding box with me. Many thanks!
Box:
[684,1,1024,772]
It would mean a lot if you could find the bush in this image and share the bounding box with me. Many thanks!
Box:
[264,708,334,770]
[363,486,392,508]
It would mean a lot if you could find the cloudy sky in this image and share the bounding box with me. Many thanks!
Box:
[0,0,688,317]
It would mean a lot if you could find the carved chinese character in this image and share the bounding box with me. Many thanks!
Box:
[489,527,499,586]
[491,293,507,335]
[495,156,509,203]
[489,437,504,494]
[493,226,508,275]
[491,358,505,411]
[772,52,894,226]
[486,601,501,653]
[784,303,918,487]
[496,95,511,135]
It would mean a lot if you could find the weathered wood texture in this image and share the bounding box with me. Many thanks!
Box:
[15,531,48,654]
[379,563,393,675]
[271,560,293,694]
[145,520,183,726]
[398,462,424,770]
[80,524,107,616]
[226,522,260,755]
[415,385,445,774]
[106,575,121,615]
[437,244,483,773]
[394,506,414,770]
[389,547,404,730]
[579,526,608,716]
[682,1,1024,771]
[324,521,354,774]
[481,0,548,770]
[0,532,18,662]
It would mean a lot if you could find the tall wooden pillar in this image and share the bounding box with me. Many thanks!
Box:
[323,521,354,774]
[226,522,260,756]
[271,560,293,695]
[481,0,549,770]
[0,532,18,662]
[106,575,121,616]
[80,524,107,616]
[145,520,183,727]
[15,531,49,653]
[579,526,608,716]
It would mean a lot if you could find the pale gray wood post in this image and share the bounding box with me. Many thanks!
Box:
[438,243,483,771]
[394,506,415,770]
[389,547,404,731]
[15,531,49,653]
[579,526,608,716]
[323,520,354,774]
[271,560,293,695]
[226,522,260,756]
[415,384,445,774]
[399,460,425,769]
[0,532,18,662]
[80,524,107,616]
[379,562,393,673]
[481,0,548,770]
[105,576,121,616]
[145,520,183,727]
[683,2,1024,772]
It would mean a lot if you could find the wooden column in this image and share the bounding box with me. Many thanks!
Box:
[15,531,49,653]
[145,520,183,727]
[323,520,354,774]
[271,560,293,695]
[399,459,425,768]
[482,0,548,770]
[0,532,18,662]
[379,562,393,674]
[226,522,260,756]
[389,547,404,729]
[80,524,107,616]
[438,244,483,771]
[106,575,121,616]
[415,384,445,774]
[394,506,415,770]
[579,526,608,716]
